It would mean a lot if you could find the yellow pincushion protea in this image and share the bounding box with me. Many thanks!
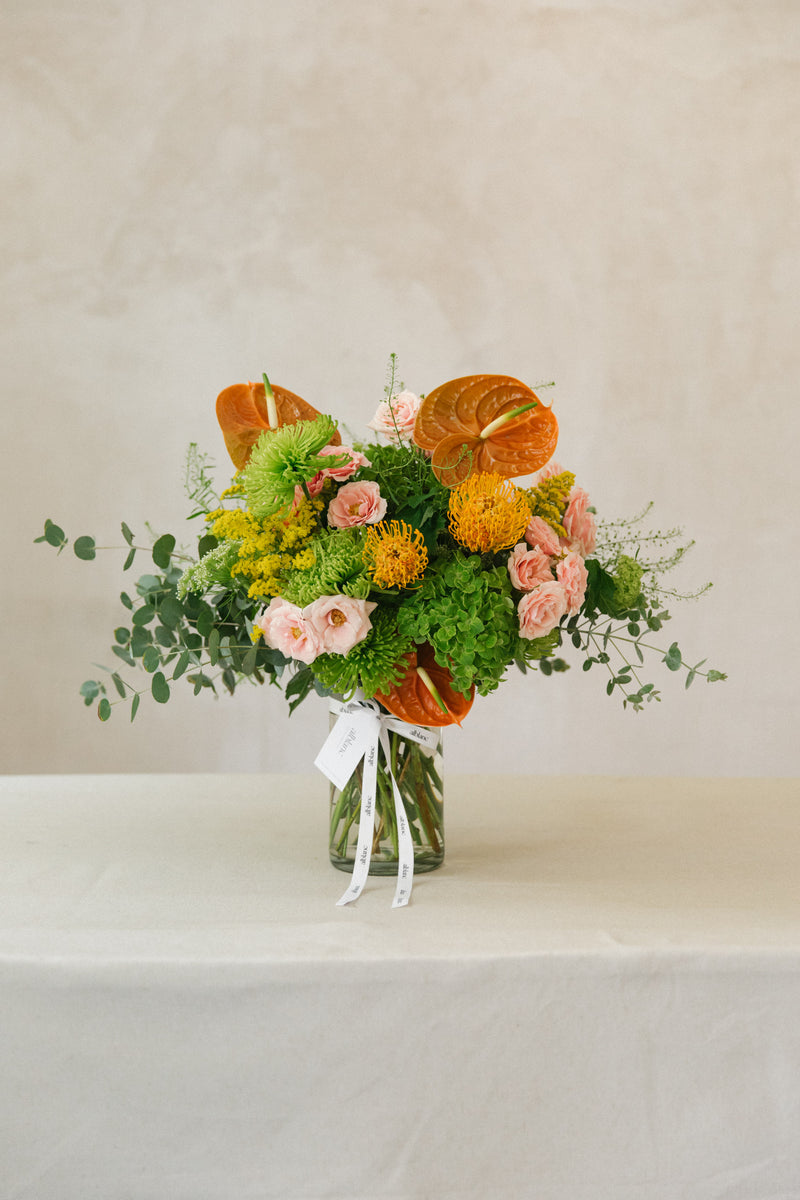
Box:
[448,472,531,553]
[363,520,428,589]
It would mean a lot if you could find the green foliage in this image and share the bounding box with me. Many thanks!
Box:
[184,443,219,518]
[396,553,520,696]
[356,442,449,549]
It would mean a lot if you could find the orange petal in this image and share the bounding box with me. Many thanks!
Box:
[216,380,341,469]
[376,644,475,727]
[414,374,558,483]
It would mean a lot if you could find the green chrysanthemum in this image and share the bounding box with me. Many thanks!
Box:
[280,527,370,606]
[241,415,345,518]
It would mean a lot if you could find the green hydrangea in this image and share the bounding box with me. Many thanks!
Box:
[396,553,519,696]
[612,554,643,612]
[280,527,370,606]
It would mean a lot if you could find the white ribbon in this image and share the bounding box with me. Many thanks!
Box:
[314,697,439,908]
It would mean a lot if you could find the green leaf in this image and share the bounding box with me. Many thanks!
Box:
[111,672,126,698]
[606,679,615,695]
[121,522,135,546]
[195,605,215,638]
[241,645,258,675]
[136,574,162,596]
[142,646,161,673]
[120,591,134,610]
[73,535,96,561]
[132,605,156,627]
[159,594,184,629]
[151,672,170,703]
[80,680,100,705]
[152,534,176,570]
[98,698,111,721]
[207,628,220,666]
[112,644,136,667]
[707,669,727,682]
[43,519,67,549]
[130,693,140,722]
[664,642,682,671]
[198,534,218,557]
[172,650,191,680]
[114,627,130,645]
[123,548,136,572]
[129,626,152,656]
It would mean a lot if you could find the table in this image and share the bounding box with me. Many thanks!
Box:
[2,773,799,1199]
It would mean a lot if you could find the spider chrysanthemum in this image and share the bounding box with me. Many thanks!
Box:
[241,414,343,518]
[362,521,428,589]
[448,472,531,553]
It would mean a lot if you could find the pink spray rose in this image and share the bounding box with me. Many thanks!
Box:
[517,582,568,641]
[507,542,554,591]
[327,480,387,529]
[253,598,322,665]
[534,460,566,483]
[562,486,597,557]
[317,444,371,482]
[523,515,562,558]
[556,551,588,615]
[305,594,377,655]
[367,391,422,441]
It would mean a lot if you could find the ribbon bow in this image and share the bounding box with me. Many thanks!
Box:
[314,698,439,908]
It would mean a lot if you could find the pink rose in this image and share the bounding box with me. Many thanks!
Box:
[318,444,371,483]
[523,516,562,557]
[367,391,422,441]
[253,597,322,664]
[562,487,597,556]
[534,460,565,483]
[292,471,327,509]
[305,594,377,655]
[327,480,387,529]
[517,582,568,641]
[507,542,554,591]
[556,551,588,615]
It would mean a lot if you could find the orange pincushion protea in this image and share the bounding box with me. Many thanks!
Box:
[448,472,531,553]
[413,374,558,487]
[216,379,341,470]
[375,643,474,727]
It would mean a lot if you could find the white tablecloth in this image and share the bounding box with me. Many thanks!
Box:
[2,773,799,1199]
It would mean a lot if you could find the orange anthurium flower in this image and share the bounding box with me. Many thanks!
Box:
[413,374,558,487]
[216,378,341,470]
[376,643,474,727]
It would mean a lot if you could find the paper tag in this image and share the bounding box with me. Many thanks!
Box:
[314,710,379,792]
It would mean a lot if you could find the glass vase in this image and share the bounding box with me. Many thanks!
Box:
[329,718,444,875]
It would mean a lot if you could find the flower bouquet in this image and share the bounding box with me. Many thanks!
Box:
[38,358,725,905]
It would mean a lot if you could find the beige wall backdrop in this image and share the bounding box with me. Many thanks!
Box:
[4,1,798,776]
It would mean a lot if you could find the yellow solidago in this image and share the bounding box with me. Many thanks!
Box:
[363,521,428,589]
[448,472,530,553]
[206,494,323,601]
[524,470,575,537]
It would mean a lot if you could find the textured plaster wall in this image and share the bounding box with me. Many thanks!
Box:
[3,0,799,776]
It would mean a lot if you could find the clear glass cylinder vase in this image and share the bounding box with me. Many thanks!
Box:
[328,717,444,875]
